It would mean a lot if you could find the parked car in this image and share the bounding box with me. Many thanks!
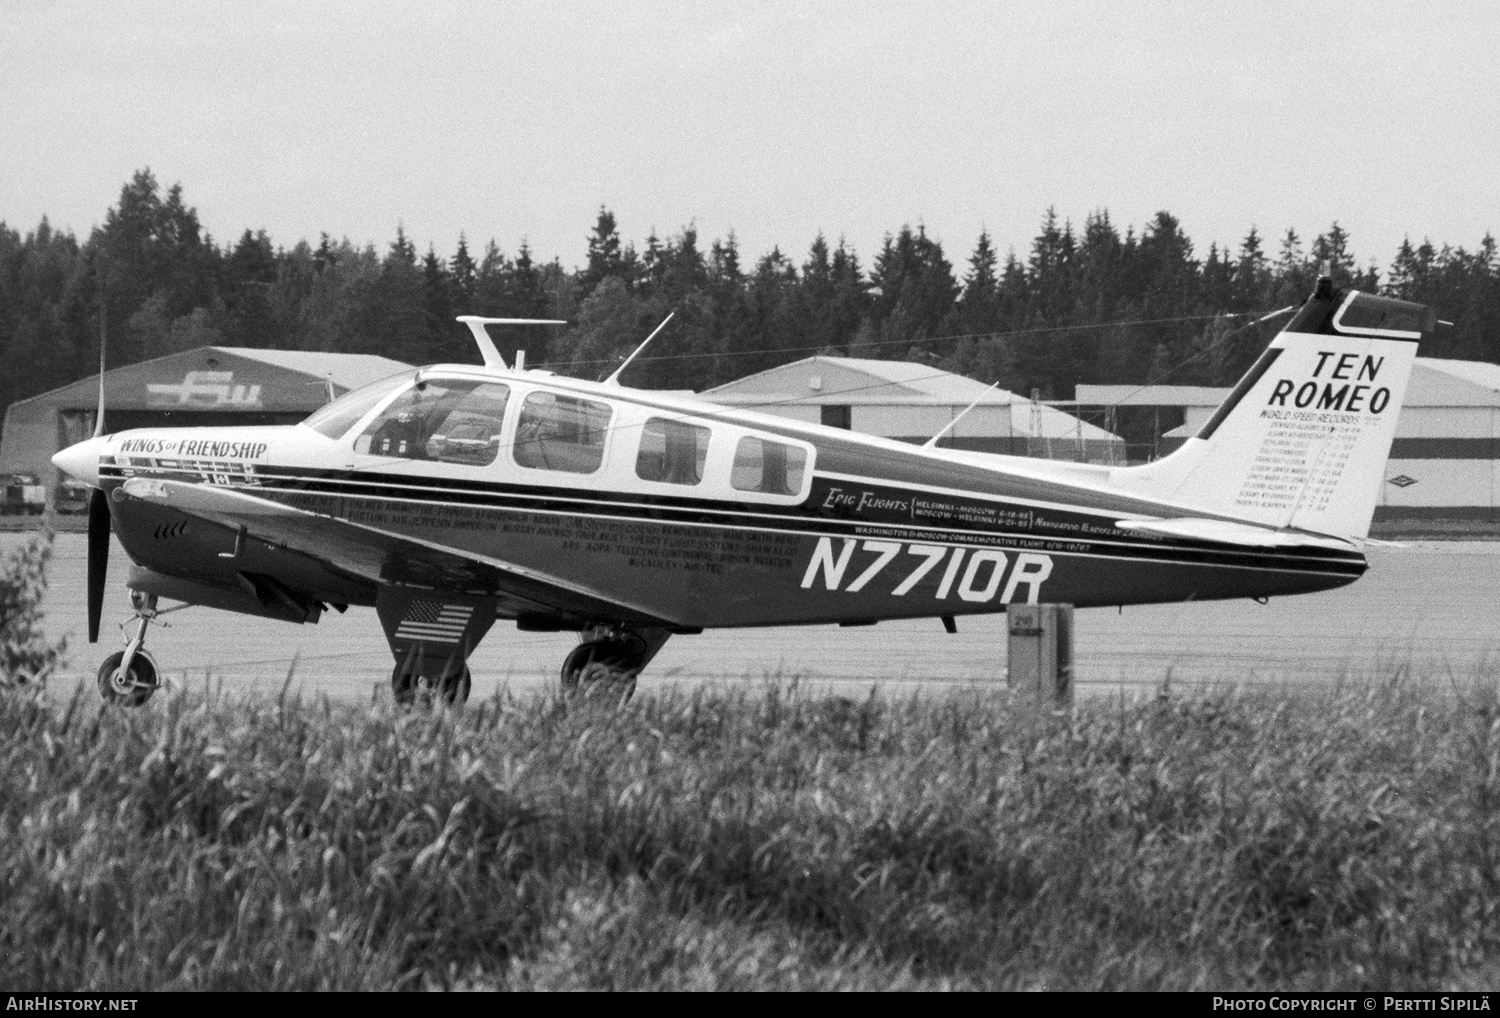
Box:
[0,474,46,515]
[55,479,92,515]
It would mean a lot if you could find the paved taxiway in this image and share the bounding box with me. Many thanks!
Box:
[7,533,1500,702]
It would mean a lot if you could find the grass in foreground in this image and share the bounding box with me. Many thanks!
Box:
[4,672,1500,990]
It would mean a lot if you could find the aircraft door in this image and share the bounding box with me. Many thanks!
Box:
[512,391,612,474]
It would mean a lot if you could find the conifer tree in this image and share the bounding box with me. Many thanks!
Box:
[314,233,338,274]
[421,245,455,357]
[581,207,625,298]
[221,228,277,347]
[389,225,416,266]
[958,230,999,336]
[1311,221,1356,283]
[828,240,868,354]
[450,234,477,309]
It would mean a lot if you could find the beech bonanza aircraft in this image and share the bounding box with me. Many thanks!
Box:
[52,275,1436,705]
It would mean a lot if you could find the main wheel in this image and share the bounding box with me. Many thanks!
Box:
[560,640,638,700]
[96,651,158,707]
[392,664,471,707]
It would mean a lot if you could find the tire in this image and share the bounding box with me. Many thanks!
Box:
[392,663,471,707]
[560,640,638,700]
[96,651,158,707]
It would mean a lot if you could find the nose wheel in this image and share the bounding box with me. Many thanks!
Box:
[96,649,159,706]
[96,589,170,707]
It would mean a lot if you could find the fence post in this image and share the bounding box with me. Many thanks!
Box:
[1007,604,1075,725]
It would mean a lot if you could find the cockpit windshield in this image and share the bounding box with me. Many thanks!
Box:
[299,373,411,439]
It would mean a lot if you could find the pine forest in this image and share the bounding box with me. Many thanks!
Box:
[4,169,1499,423]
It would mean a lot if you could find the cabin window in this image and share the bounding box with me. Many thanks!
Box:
[513,391,612,474]
[355,379,511,465]
[730,436,807,495]
[301,372,409,439]
[636,417,709,485]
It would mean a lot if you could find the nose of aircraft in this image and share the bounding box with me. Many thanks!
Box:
[51,436,107,487]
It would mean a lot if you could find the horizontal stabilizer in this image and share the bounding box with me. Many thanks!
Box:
[1115,517,1353,550]
[456,315,566,370]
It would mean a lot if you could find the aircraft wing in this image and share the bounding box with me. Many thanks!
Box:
[117,476,677,626]
[1113,517,1354,550]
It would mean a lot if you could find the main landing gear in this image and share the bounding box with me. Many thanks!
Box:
[375,591,495,710]
[391,660,472,707]
[96,590,164,706]
[560,626,671,699]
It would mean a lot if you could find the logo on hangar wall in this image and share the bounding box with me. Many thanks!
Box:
[145,371,264,409]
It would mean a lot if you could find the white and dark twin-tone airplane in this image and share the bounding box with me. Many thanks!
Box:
[51,275,1437,705]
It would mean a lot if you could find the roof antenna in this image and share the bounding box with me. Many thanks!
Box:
[455,316,567,370]
[604,312,674,386]
[923,382,1001,449]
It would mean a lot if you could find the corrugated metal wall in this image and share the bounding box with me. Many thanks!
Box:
[1379,406,1500,523]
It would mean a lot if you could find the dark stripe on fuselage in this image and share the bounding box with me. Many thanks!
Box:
[98,461,1366,580]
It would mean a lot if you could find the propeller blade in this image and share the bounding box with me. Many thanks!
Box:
[87,488,110,643]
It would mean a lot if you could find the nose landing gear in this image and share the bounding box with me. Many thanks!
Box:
[96,590,165,706]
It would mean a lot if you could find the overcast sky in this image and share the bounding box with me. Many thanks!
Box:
[4,1,1497,273]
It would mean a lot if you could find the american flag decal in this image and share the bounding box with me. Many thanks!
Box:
[394,600,474,644]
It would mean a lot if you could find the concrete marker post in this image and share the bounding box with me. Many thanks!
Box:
[1007,603,1075,730]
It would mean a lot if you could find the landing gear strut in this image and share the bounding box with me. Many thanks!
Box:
[97,590,163,706]
[560,626,670,699]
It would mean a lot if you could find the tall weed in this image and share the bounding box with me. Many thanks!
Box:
[3,672,1499,989]
[0,532,66,686]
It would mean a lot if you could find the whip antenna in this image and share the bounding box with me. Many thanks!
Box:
[604,312,674,386]
[923,382,1001,449]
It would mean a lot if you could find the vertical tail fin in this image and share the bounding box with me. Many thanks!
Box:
[1116,278,1436,539]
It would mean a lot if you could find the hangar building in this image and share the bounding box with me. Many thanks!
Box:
[699,356,1125,462]
[1077,357,1500,531]
[1,346,410,509]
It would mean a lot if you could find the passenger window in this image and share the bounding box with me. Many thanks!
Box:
[636,417,709,485]
[513,391,612,474]
[730,436,807,495]
[354,380,511,466]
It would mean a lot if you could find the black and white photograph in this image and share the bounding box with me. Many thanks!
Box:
[3,0,1500,994]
